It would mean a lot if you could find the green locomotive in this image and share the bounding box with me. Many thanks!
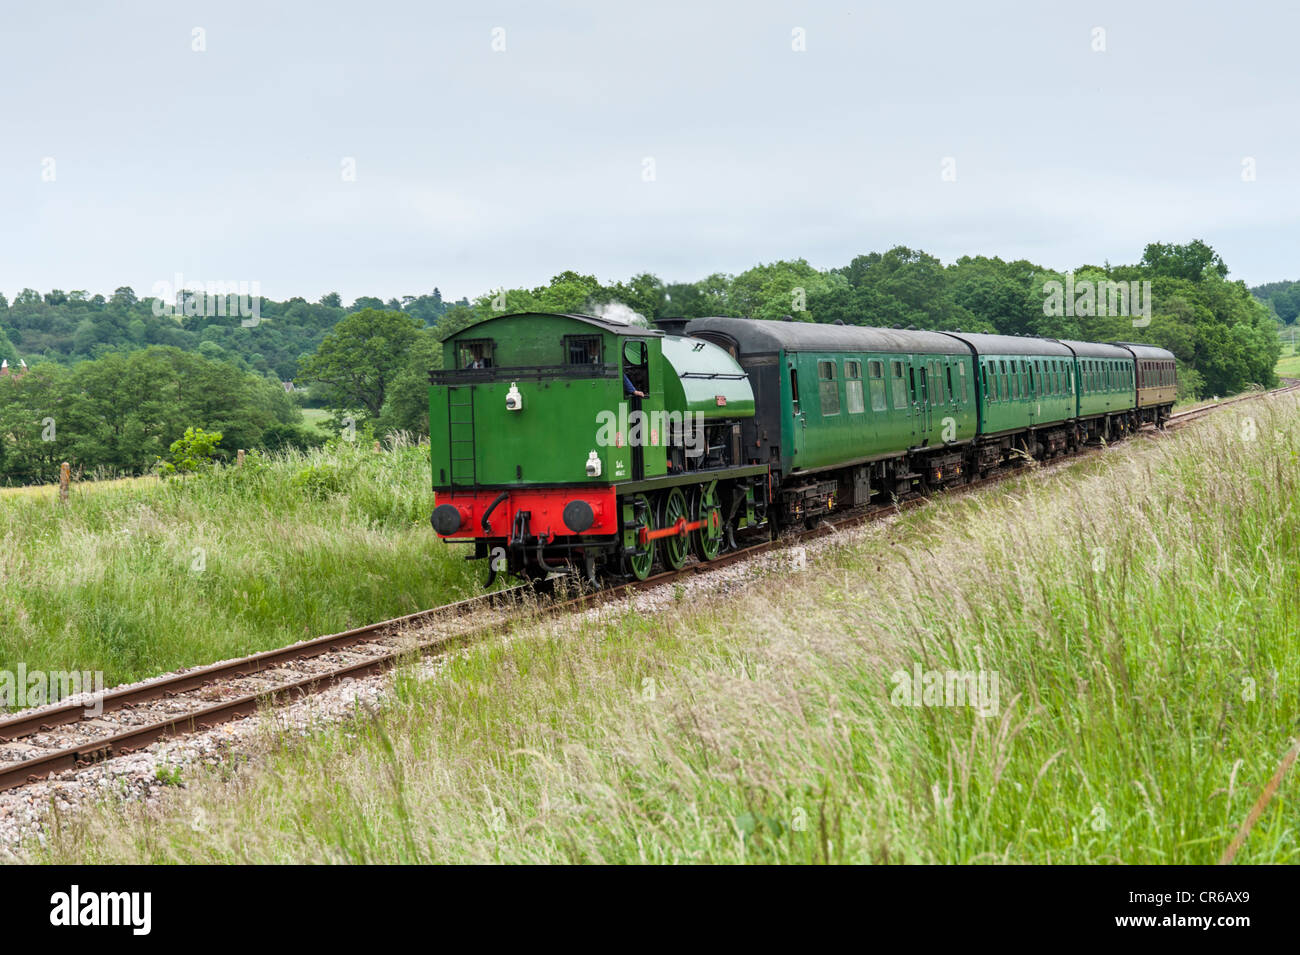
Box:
[429,312,1176,585]
[428,312,768,584]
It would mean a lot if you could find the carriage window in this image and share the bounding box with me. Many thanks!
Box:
[790,367,800,405]
[946,365,955,403]
[1011,362,1020,399]
[845,360,865,414]
[458,339,494,369]
[958,363,968,402]
[891,360,907,408]
[818,360,840,416]
[867,361,887,413]
[565,335,602,365]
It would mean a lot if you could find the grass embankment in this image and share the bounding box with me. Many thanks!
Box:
[35,393,1300,864]
[0,437,478,688]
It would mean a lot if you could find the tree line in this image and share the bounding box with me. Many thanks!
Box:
[0,239,1284,484]
[0,348,306,485]
[0,286,466,381]
[421,239,1278,401]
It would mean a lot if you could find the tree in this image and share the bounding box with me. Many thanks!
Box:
[0,328,18,364]
[297,308,423,419]
[1140,240,1228,283]
[158,426,223,477]
[377,329,441,436]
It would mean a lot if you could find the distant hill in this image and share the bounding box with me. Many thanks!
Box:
[0,288,466,380]
[1250,280,1300,324]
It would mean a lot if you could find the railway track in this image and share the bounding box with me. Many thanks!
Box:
[1166,377,1300,425]
[2,379,1295,793]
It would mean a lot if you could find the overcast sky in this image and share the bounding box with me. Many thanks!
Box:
[1,0,1296,304]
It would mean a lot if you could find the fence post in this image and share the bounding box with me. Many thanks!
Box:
[237,449,245,468]
[59,462,70,503]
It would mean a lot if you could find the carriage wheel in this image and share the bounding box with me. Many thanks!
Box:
[623,494,656,581]
[692,481,723,561]
[658,486,691,571]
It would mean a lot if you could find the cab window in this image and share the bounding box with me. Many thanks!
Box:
[565,335,602,365]
[458,339,494,369]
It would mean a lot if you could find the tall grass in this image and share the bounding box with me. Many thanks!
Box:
[35,395,1300,864]
[0,435,479,688]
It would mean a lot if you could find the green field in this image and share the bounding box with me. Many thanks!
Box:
[1276,343,1300,379]
[300,406,336,437]
[34,393,1300,864]
[0,437,478,689]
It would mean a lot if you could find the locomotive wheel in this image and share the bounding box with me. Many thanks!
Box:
[658,486,690,571]
[624,493,655,581]
[692,481,723,561]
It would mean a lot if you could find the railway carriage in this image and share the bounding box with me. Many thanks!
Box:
[943,333,1078,467]
[1113,342,1177,427]
[1057,340,1138,440]
[686,317,978,518]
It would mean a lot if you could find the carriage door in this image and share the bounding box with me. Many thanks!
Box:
[623,339,650,480]
[789,356,805,460]
[909,358,930,444]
